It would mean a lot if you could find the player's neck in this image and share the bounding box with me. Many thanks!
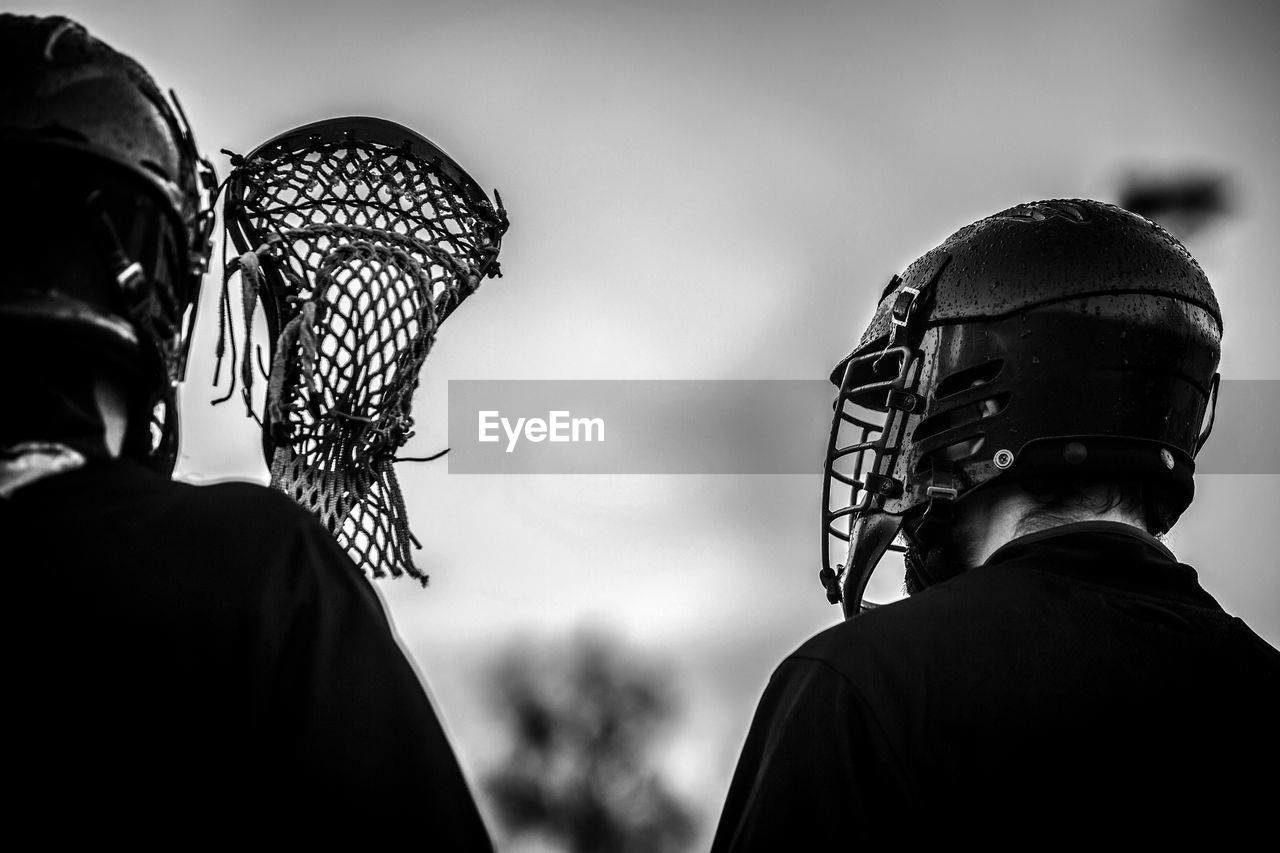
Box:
[2,375,127,459]
[94,378,128,457]
[963,486,1147,569]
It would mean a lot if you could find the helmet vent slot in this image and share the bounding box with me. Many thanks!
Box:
[943,436,985,462]
[912,435,988,473]
[936,359,1004,401]
[913,392,1009,443]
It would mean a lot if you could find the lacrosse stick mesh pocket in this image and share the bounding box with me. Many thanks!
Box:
[222,120,506,582]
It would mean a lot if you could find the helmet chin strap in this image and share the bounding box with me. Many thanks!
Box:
[839,513,904,619]
[843,461,967,615]
[901,517,942,595]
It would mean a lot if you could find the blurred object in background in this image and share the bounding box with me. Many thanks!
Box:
[1117,169,1234,241]
[483,629,698,853]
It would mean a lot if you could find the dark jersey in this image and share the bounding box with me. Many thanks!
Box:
[1,456,492,845]
[713,522,1280,847]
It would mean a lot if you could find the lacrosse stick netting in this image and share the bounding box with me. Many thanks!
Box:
[220,117,507,583]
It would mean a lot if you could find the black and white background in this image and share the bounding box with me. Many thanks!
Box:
[22,1,1279,848]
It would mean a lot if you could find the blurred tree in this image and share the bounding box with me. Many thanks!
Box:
[1117,170,1233,242]
[483,631,697,853]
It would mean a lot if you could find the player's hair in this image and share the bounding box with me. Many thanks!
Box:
[1016,475,1181,538]
[902,475,1181,594]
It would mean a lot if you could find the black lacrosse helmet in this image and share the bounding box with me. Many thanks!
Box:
[821,199,1222,617]
[0,14,217,471]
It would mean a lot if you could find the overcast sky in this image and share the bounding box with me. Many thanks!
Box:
[24,0,1280,842]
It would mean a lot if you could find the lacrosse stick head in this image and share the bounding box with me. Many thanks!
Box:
[222,116,507,582]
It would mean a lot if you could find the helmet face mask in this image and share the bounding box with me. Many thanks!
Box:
[821,343,916,609]
[821,200,1223,617]
[0,15,217,471]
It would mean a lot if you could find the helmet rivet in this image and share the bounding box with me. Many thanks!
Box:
[993,449,1015,469]
[1160,448,1175,470]
[1063,441,1088,464]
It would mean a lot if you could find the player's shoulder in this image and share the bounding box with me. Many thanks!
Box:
[152,465,377,602]
[168,471,319,530]
[171,475,355,567]
[97,458,359,578]
[788,567,1034,680]
[89,460,323,538]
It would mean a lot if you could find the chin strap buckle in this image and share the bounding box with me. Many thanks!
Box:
[920,460,960,531]
[819,566,844,604]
